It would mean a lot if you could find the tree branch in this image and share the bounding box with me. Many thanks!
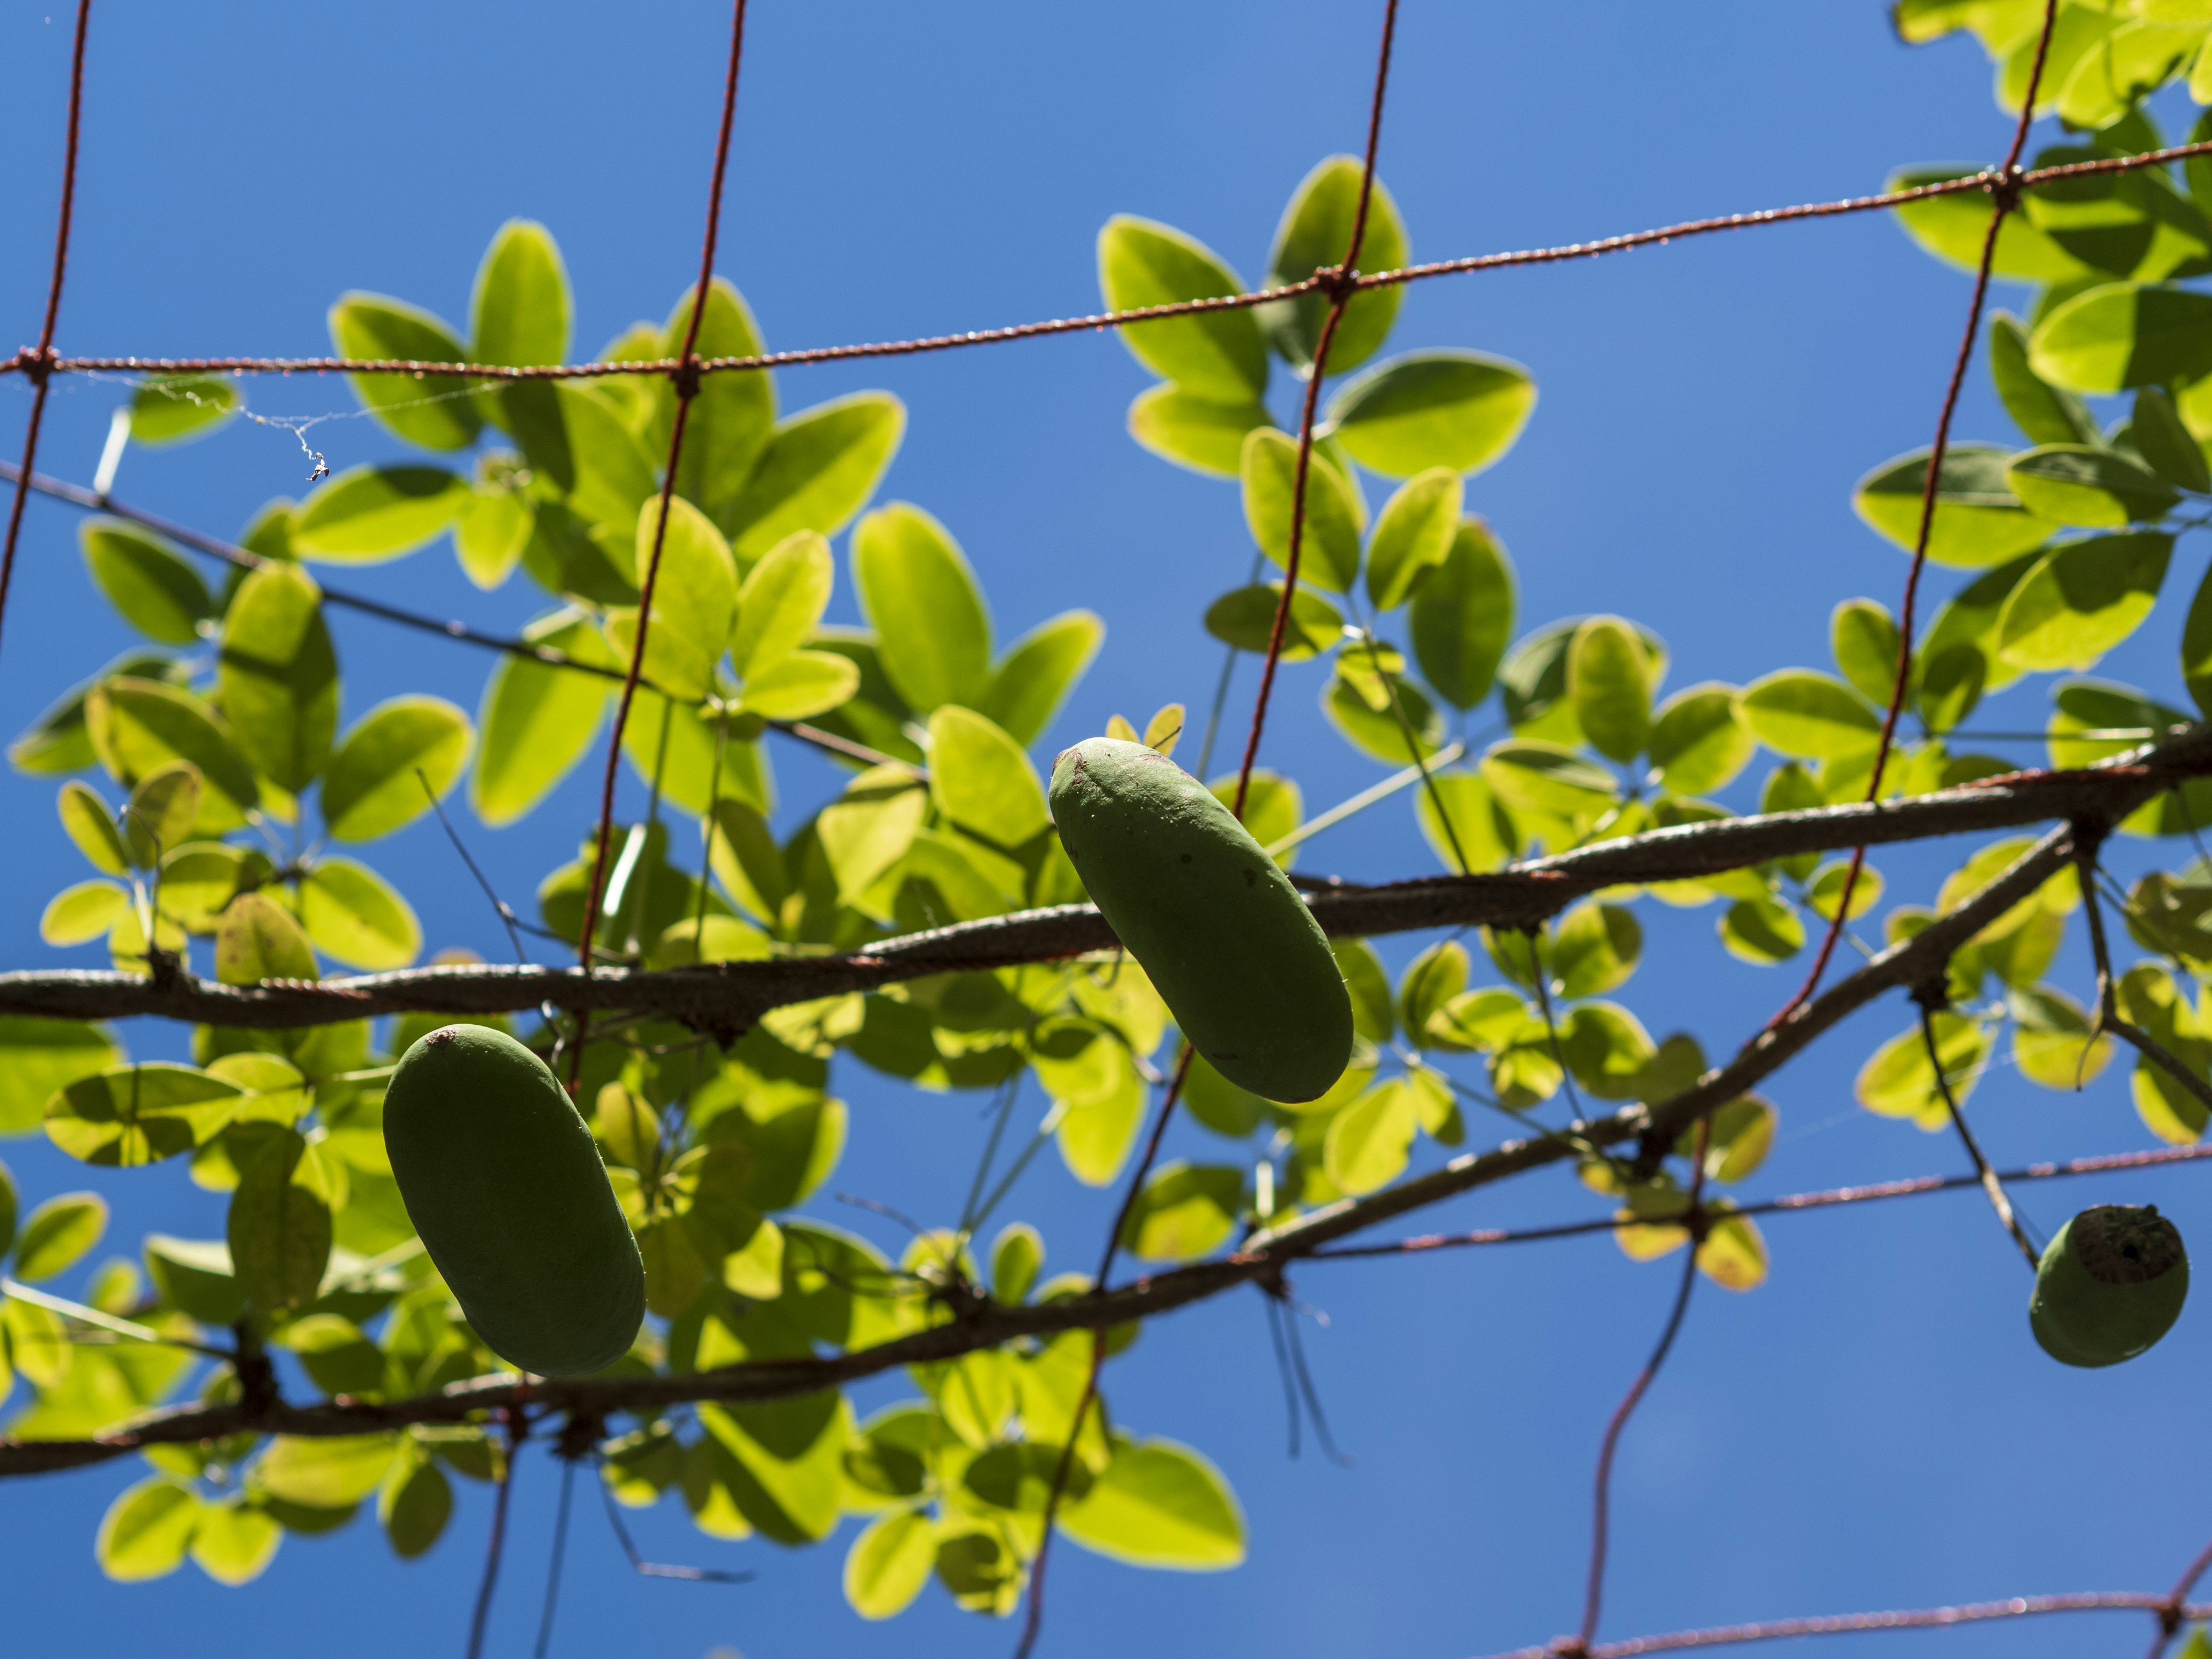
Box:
[6,732,2205,1033]
[0,816,2101,1480]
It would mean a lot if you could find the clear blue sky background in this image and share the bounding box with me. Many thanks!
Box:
[2,4,2207,1657]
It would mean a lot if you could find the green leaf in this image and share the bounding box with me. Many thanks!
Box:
[1480,739,1616,817]
[1648,684,1752,796]
[0,1020,121,1135]
[79,519,213,645]
[512,382,660,540]
[1120,1161,1242,1262]
[228,1130,333,1313]
[1240,427,1363,594]
[664,278,777,526]
[740,650,861,721]
[128,375,239,446]
[1718,893,1805,965]
[853,503,993,714]
[86,677,257,828]
[732,529,832,681]
[58,778,128,876]
[724,392,905,566]
[39,880,127,946]
[1202,582,1343,662]
[1853,444,2056,568]
[1857,1014,1989,1128]
[97,1479,201,1582]
[618,497,740,698]
[1552,902,1642,998]
[46,1066,238,1166]
[216,892,319,985]
[454,484,532,589]
[1096,215,1267,400]
[1414,768,1517,874]
[1127,385,1272,476]
[2183,561,2212,717]
[698,1393,849,1545]
[1409,517,1514,710]
[469,219,570,368]
[1324,351,1536,478]
[291,465,471,563]
[929,707,1047,846]
[471,609,615,827]
[2032,281,2212,392]
[1990,310,2100,445]
[1259,155,1409,373]
[1366,468,1462,611]
[378,1452,453,1559]
[14,1190,109,1277]
[120,762,200,872]
[978,611,1104,745]
[817,767,930,906]
[2135,385,2212,493]
[844,1508,937,1620]
[1323,666,1444,764]
[2007,444,2179,527]
[160,842,263,934]
[1831,599,1903,709]
[1740,671,1880,759]
[1996,531,2172,670]
[1323,1077,1419,1194]
[327,292,481,452]
[1567,616,1652,764]
[300,859,420,970]
[1056,1060,1146,1186]
[255,1435,399,1506]
[1059,1438,1245,1569]
[1559,1001,1658,1099]
[321,696,473,843]
[191,1499,281,1585]
[218,563,339,793]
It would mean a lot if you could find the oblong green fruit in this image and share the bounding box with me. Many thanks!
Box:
[1050,737,1353,1103]
[384,1025,643,1376]
[2029,1204,2188,1369]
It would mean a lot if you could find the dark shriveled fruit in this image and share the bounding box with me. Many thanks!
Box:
[1050,737,1354,1103]
[2029,1204,2188,1369]
[384,1025,644,1377]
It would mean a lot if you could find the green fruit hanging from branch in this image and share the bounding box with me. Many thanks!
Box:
[1050,737,1353,1104]
[383,1025,645,1377]
[2029,1204,2189,1369]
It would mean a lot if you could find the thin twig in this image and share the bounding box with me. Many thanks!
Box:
[0,0,93,666]
[1472,1593,2210,1659]
[1309,1142,2212,1260]
[2077,831,2212,1123]
[596,1461,753,1582]
[466,1410,524,1659]
[418,768,528,964]
[1776,0,2058,1025]
[1231,0,1400,819]
[2149,1535,2212,1659]
[1917,998,2039,1270]
[532,1455,575,1659]
[27,145,2212,388]
[1577,1239,1700,1654]
[571,0,750,1093]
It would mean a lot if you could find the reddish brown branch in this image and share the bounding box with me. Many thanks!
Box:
[0,818,2116,1480]
[1477,1594,2209,1659]
[1,0,94,668]
[1781,0,2058,1024]
[20,146,2212,388]
[571,0,751,1063]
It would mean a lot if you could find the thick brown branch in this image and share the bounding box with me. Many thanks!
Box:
[0,813,2107,1480]
[4,732,2205,1033]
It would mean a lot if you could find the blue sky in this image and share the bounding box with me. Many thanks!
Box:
[2,3,2209,1657]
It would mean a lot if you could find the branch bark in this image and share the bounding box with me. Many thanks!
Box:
[5,731,2205,1034]
[0,815,2101,1480]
